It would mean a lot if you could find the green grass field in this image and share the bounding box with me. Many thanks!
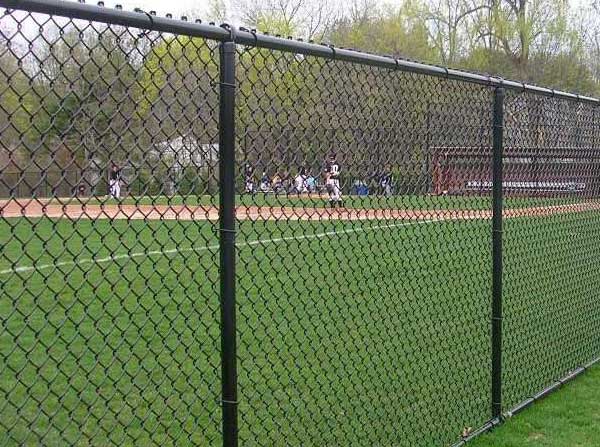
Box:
[1,199,600,446]
[470,365,600,447]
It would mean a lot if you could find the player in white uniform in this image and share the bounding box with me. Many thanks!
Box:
[324,154,342,207]
[244,163,255,193]
[294,167,307,194]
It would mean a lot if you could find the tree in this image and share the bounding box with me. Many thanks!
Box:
[579,1,600,91]
[489,0,568,79]
[234,0,339,40]
[422,0,490,65]
[209,0,228,23]
[138,35,220,195]
[328,2,437,62]
[0,23,41,165]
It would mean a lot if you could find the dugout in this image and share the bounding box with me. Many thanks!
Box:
[431,146,600,197]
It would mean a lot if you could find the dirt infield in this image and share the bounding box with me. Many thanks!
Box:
[1,199,600,221]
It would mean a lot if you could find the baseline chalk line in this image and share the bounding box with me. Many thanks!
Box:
[1,219,439,276]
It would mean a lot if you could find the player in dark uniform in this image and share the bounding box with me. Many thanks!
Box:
[324,154,342,208]
[109,163,122,199]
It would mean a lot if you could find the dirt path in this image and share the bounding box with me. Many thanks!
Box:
[1,199,599,221]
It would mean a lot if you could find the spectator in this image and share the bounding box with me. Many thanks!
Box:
[379,169,393,196]
[260,172,270,192]
[271,173,283,193]
[306,173,316,193]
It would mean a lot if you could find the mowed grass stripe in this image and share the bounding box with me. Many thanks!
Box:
[236,218,491,446]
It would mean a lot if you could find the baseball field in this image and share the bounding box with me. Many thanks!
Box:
[1,194,600,446]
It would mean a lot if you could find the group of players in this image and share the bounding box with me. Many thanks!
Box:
[244,154,343,207]
[106,154,346,207]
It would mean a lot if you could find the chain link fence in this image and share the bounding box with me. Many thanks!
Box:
[1,1,600,446]
[502,92,600,412]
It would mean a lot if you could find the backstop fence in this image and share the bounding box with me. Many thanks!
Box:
[1,1,600,446]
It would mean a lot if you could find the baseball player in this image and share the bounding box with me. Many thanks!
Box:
[109,163,122,199]
[324,153,342,207]
[244,163,255,193]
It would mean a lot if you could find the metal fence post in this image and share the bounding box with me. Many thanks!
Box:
[425,100,436,194]
[491,86,505,419]
[218,39,238,447]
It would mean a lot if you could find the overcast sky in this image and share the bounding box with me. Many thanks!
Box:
[2,0,592,29]
[81,0,380,21]
[83,0,587,20]
[0,0,409,42]
[0,0,592,43]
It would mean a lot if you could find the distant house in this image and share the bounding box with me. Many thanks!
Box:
[155,136,218,172]
[153,136,219,195]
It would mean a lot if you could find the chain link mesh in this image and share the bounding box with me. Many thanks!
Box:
[0,9,222,446]
[502,91,600,410]
[1,3,600,447]
[234,47,494,446]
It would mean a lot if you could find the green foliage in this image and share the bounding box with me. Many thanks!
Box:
[254,12,296,37]
[325,0,600,96]
[3,0,600,198]
[175,166,212,196]
[329,3,437,62]
[44,92,80,138]
[0,50,41,152]
[137,35,218,119]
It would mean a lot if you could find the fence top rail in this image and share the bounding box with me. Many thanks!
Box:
[1,0,600,106]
